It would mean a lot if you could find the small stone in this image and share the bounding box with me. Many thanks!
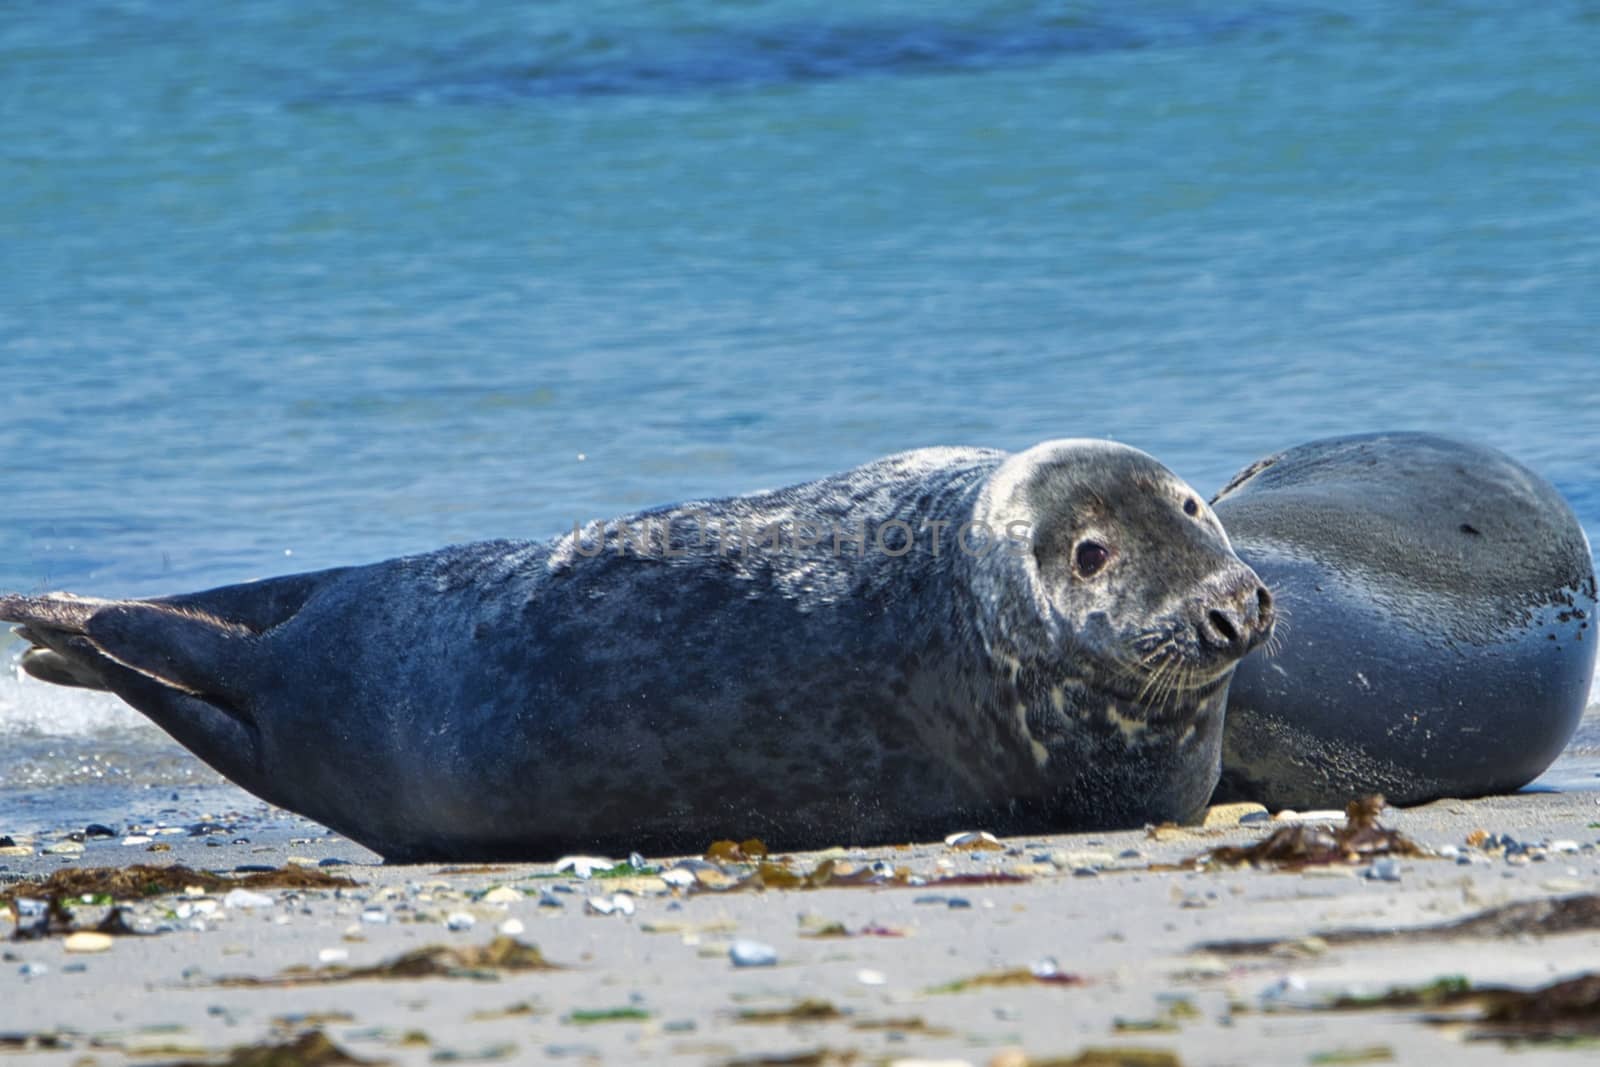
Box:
[660,868,696,889]
[318,947,349,963]
[554,855,617,879]
[1072,867,1100,878]
[1048,850,1115,869]
[63,932,114,954]
[19,961,49,978]
[498,918,526,936]
[537,893,564,909]
[482,886,522,905]
[84,824,117,839]
[944,831,1002,850]
[42,841,84,856]
[446,912,476,931]
[318,857,351,867]
[858,969,887,986]
[1203,802,1268,828]
[222,889,275,910]
[729,940,778,967]
[1550,840,1581,853]
[1029,957,1064,979]
[585,893,636,917]
[1437,844,1461,859]
[946,897,972,909]
[360,909,388,924]
[1365,858,1402,882]
[1273,809,1346,824]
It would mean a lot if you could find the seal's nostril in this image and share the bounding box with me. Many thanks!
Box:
[1208,609,1240,648]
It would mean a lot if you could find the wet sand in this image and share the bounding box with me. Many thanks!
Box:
[6,790,1600,1065]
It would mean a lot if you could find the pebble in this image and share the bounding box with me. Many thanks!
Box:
[537,893,565,910]
[318,948,349,963]
[84,824,116,839]
[63,932,113,954]
[1550,840,1581,853]
[222,889,274,910]
[446,912,476,931]
[360,909,388,925]
[482,886,523,905]
[858,969,887,986]
[1029,957,1065,979]
[19,962,49,978]
[554,855,617,879]
[1049,850,1115,869]
[729,940,779,967]
[586,893,636,917]
[42,841,84,856]
[660,868,696,890]
[1365,858,1402,882]
[498,918,526,936]
[944,831,1001,849]
[1203,802,1268,828]
[946,897,973,909]
[1273,809,1346,823]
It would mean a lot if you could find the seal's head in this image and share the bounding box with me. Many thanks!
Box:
[975,439,1274,714]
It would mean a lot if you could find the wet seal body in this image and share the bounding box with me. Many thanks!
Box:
[3,441,1271,861]
[1212,432,1597,809]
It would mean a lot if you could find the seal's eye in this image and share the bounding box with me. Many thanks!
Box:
[1183,498,1199,517]
[1075,540,1110,578]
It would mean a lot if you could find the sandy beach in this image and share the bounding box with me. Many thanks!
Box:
[6,788,1600,1066]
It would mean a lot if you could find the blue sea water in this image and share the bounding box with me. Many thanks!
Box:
[2,0,1598,832]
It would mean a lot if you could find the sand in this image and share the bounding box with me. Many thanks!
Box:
[5,790,1600,1066]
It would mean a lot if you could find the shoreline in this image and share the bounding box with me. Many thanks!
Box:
[7,791,1600,1065]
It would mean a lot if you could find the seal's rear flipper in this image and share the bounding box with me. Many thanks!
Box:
[1,573,344,800]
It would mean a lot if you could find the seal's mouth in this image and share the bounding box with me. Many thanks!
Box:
[1100,655,1236,710]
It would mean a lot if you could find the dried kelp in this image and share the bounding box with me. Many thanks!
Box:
[1,863,358,908]
[1188,796,1423,871]
[218,936,557,986]
[1199,894,1600,956]
[147,1031,381,1067]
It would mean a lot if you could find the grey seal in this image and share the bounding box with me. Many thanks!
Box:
[1211,432,1597,809]
[3,440,1272,861]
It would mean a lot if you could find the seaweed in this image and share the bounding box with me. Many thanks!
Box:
[1327,976,1474,1010]
[146,1031,381,1067]
[1188,796,1423,871]
[736,1000,846,1024]
[1,863,358,908]
[1198,894,1600,956]
[218,936,558,986]
[926,967,1087,994]
[1471,973,1600,1041]
[1022,1051,1182,1067]
[705,839,770,862]
[1307,1051,1393,1065]
[565,1007,652,1025]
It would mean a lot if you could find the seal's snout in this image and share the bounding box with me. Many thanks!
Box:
[1196,579,1274,660]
